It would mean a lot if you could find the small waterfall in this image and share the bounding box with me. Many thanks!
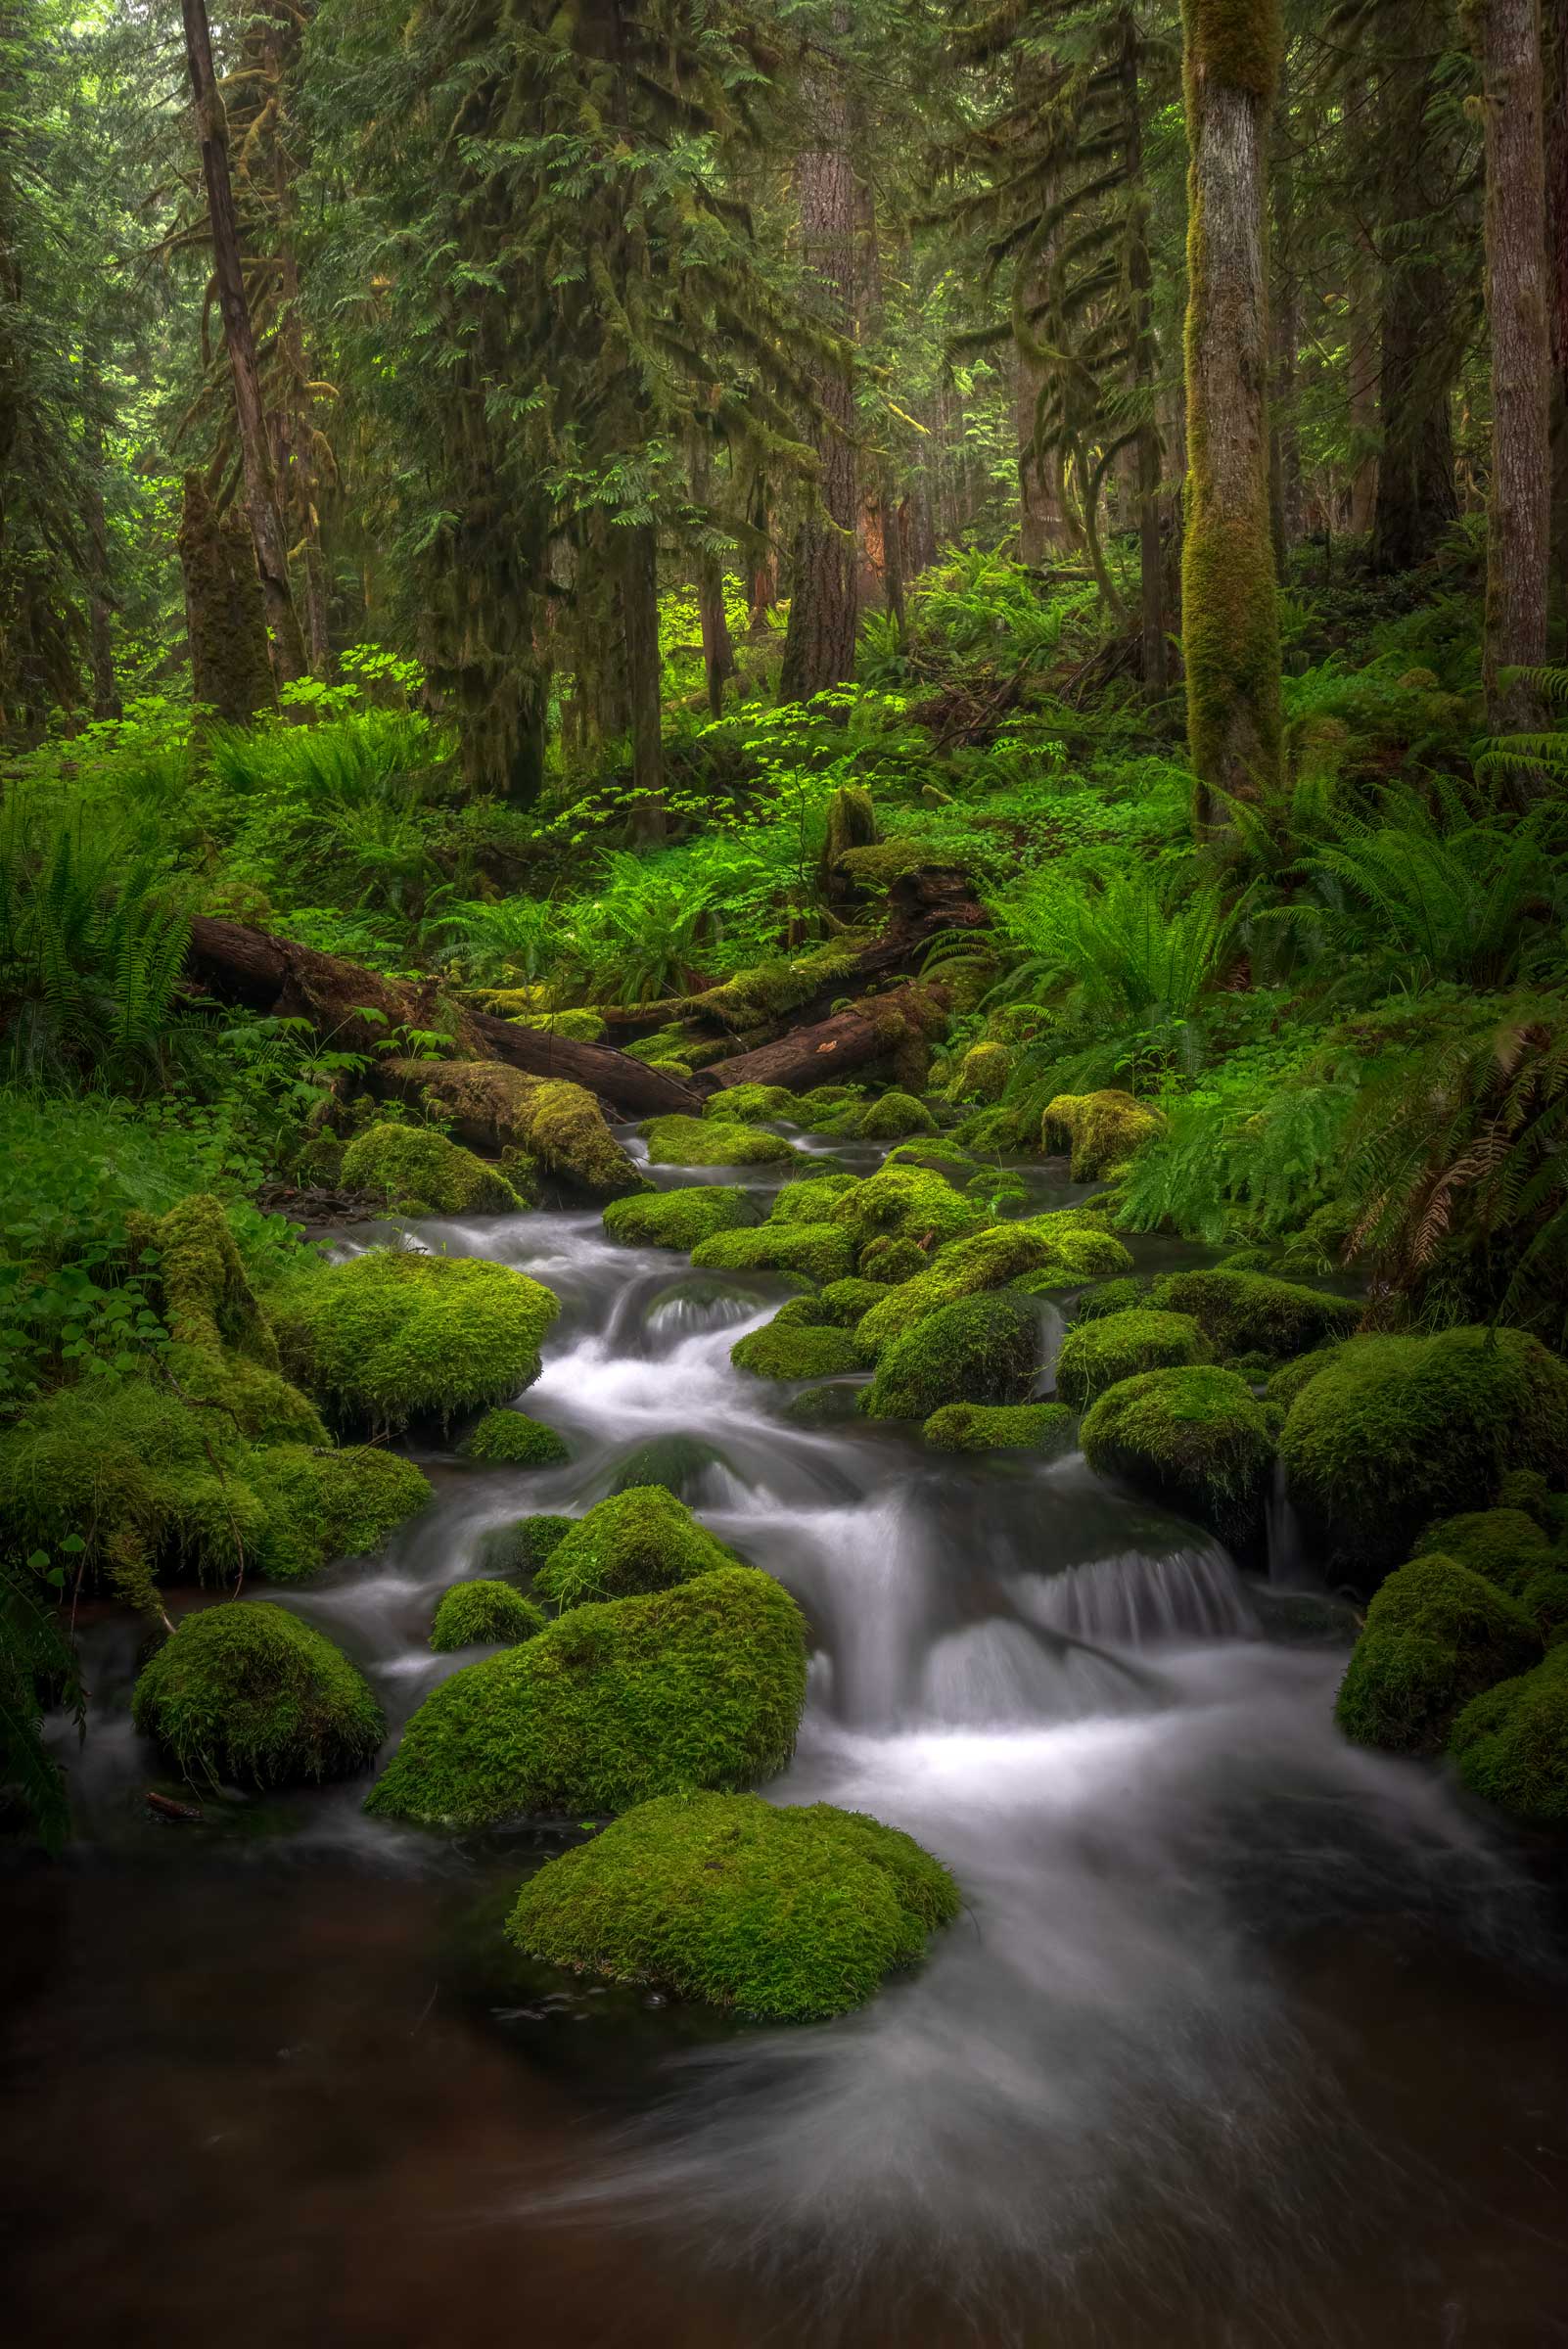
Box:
[1264,1458,1313,1588]
[1017,1542,1256,1644]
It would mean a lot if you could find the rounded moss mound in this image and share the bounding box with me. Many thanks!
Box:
[477,1513,574,1578]
[1055,1310,1210,1410]
[365,1567,808,1828]
[609,1436,728,1501]
[603,1185,758,1251]
[922,1402,1074,1453]
[830,1165,985,1251]
[532,1486,735,1611]
[517,1078,647,1198]
[431,1579,546,1653]
[1151,1269,1360,1363]
[508,1792,960,2022]
[864,1291,1041,1422]
[827,1091,937,1141]
[1071,1275,1158,1324]
[946,1041,1013,1103]
[250,1445,433,1584]
[690,1222,855,1284]
[269,1247,560,1434]
[517,1008,606,1042]
[704,1084,797,1123]
[768,1172,861,1224]
[1334,1556,1541,1756]
[856,1224,1065,1355]
[340,1123,523,1217]
[132,1601,385,1788]
[641,1115,796,1169]
[1414,1509,1554,1595]
[1264,1346,1344,1409]
[1040,1090,1164,1179]
[1450,1645,1568,1826]
[1280,1327,1568,1584]
[1080,1366,1274,1548]
[463,1409,570,1468]
[857,1234,930,1284]
[731,1318,867,1380]
[817,1276,889,1326]
[1017,1213,1134,1279]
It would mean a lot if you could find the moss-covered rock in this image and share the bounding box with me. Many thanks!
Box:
[864,1291,1041,1421]
[823,1091,936,1141]
[730,1318,868,1380]
[532,1486,735,1612]
[922,1401,1075,1453]
[1264,1346,1344,1409]
[830,1165,986,1252]
[248,1445,433,1583]
[856,1223,1065,1355]
[1416,1509,1554,1595]
[777,1382,867,1429]
[269,1248,560,1435]
[945,1041,1013,1104]
[1334,1556,1541,1756]
[608,1437,728,1501]
[1151,1268,1361,1363]
[640,1115,796,1169]
[507,1792,960,2022]
[857,1235,930,1284]
[1080,1366,1274,1547]
[768,1171,862,1223]
[817,1276,889,1326]
[601,1185,758,1251]
[462,1409,571,1468]
[1014,1212,1134,1278]
[431,1579,547,1653]
[517,1077,648,1197]
[340,1123,524,1217]
[1040,1090,1165,1178]
[1054,1309,1211,1409]
[132,1601,385,1788]
[1071,1274,1158,1324]
[1280,1328,1568,1583]
[477,1512,575,1579]
[703,1084,797,1123]
[690,1222,855,1285]
[365,1566,808,1828]
[1450,1645,1568,1825]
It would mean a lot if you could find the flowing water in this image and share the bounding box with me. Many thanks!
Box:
[5,1142,1568,2348]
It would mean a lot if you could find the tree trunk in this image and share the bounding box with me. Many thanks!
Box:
[1544,0,1568,622]
[1179,0,1284,822]
[699,983,950,1097]
[1123,17,1168,693]
[1268,55,1303,563]
[81,387,120,721]
[180,0,306,684]
[621,521,665,839]
[177,472,277,724]
[689,435,735,719]
[1346,234,1380,534]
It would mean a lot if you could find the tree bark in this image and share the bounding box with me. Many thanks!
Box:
[1547,0,1568,620]
[180,0,306,684]
[177,472,277,724]
[689,434,735,719]
[81,385,120,721]
[698,982,950,1097]
[1123,16,1169,694]
[1268,55,1303,563]
[620,521,665,838]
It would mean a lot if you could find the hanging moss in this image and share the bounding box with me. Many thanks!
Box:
[132,1601,384,1789]
[1040,1091,1166,1179]
[1151,1269,1360,1363]
[462,1409,571,1468]
[431,1579,547,1653]
[602,1185,759,1250]
[532,1486,737,1612]
[1055,1310,1212,1409]
[922,1402,1075,1453]
[864,1291,1042,1421]
[1335,1555,1541,1756]
[1080,1365,1274,1547]
[341,1123,524,1217]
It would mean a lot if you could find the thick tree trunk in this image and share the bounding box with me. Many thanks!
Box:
[1478,0,1551,744]
[620,522,665,839]
[177,473,276,723]
[82,391,120,721]
[1268,57,1303,563]
[689,436,735,719]
[180,0,305,684]
[1179,0,1284,823]
[1346,231,1380,535]
[1548,0,1568,623]
[1124,20,1169,694]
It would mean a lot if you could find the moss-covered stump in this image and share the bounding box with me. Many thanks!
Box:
[703,1084,798,1123]
[130,1193,326,1444]
[1040,1090,1165,1178]
[1054,1310,1211,1409]
[730,1317,868,1381]
[477,1513,574,1579]
[431,1579,547,1653]
[864,1292,1041,1421]
[364,1567,808,1828]
[132,1601,385,1788]
[340,1123,525,1217]
[507,1792,960,2023]
[269,1248,560,1434]
[641,1115,797,1169]
[856,1224,1066,1355]
[830,1165,986,1251]
[945,1042,1013,1104]
[1334,1557,1542,1756]
[922,1402,1075,1453]
[1280,1328,1568,1585]
[602,1185,759,1251]
[690,1222,855,1285]
[1151,1269,1360,1363]
[1080,1366,1274,1548]
[250,1445,433,1583]
[462,1409,570,1468]
[532,1486,735,1611]
[1449,1645,1568,1827]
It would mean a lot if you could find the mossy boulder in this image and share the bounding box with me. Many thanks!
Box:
[431,1579,547,1653]
[532,1486,735,1611]
[1334,1556,1541,1756]
[462,1409,570,1468]
[1080,1366,1274,1548]
[1054,1309,1211,1409]
[945,1041,1013,1104]
[922,1402,1075,1453]
[1280,1328,1568,1584]
[340,1123,524,1217]
[824,1091,936,1141]
[1449,1645,1568,1826]
[365,1567,808,1828]
[1015,1212,1134,1278]
[817,1276,889,1326]
[608,1436,728,1501]
[856,1223,1064,1355]
[640,1115,796,1169]
[1040,1090,1165,1178]
[132,1601,385,1788]
[730,1318,868,1381]
[1416,1509,1555,1596]
[477,1513,574,1579]
[690,1222,855,1285]
[703,1084,797,1123]
[1071,1274,1158,1324]
[507,1792,960,2023]
[247,1445,433,1583]
[768,1172,861,1224]
[1151,1268,1361,1363]
[1265,1346,1344,1410]
[516,1077,648,1197]
[864,1291,1041,1421]
[603,1186,759,1251]
[857,1235,930,1285]
[269,1248,560,1435]
[830,1165,986,1252]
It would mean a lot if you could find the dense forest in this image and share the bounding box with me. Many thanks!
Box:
[5,2,1568,2339]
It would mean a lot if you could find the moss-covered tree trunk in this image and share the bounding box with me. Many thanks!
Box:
[177,472,276,724]
[1179,0,1283,824]
[1547,0,1568,619]
[1123,16,1168,695]
[621,521,665,842]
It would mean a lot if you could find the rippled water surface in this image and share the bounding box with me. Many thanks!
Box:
[5,1142,1568,2348]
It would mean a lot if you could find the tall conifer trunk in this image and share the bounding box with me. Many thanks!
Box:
[1122,14,1168,694]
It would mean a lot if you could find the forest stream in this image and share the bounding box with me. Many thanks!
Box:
[5,1132,1568,2349]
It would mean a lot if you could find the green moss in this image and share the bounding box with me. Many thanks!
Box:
[249,1445,433,1584]
[431,1579,547,1652]
[641,1116,797,1169]
[823,1091,936,1141]
[857,1235,930,1284]
[340,1123,523,1217]
[1072,1275,1158,1323]
[269,1248,560,1435]
[777,1382,866,1428]
[508,1792,959,2022]
[365,1566,808,1828]
[1514,1570,1568,1642]
[864,1291,1041,1421]
[1449,1644,1568,1827]
[1055,1310,1211,1409]
[131,1193,325,1444]
[768,1172,862,1224]
[608,1437,727,1501]
[1335,1556,1541,1756]
[922,1402,1075,1453]
[694,947,858,1032]
[1015,1215,1134,1278]
[1151,1269,1360,1363]
[817,1276,889,1326]
[690,1222,855,1284]
[1040,1091,1165,1179]
[1416,1509,1554,1596]
[463,1409,570,1468]
[731,1317,868,1380]
[951,1104,1033,1154]
[792,1084,858,1121]
[1264,1346,1344,1409]
[1496,1468,1558,1532]
[517,1008,607,1042]
[704,1084,797,1122]
[477,1513,575,1579]
[132,1601,385,1788]
[1080,1365,1274,1547]
[602,1185,759,1251]
[856,1223,1065,1355]
[533,1486,736,1611]
[1184,0,1284,104]
[830,1165,986,1251]
[1280,1328,1568,1582]
[521,1078,648,1198]
[884,1140,982,1176]
[945,1042,1013,1104]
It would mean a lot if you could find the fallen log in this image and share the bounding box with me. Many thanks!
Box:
[697,980,952,1096]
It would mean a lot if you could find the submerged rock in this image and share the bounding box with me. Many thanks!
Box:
[477,1512,575,1579]
[132,1601,385,1788]
[1335,1555,1541,1756]
[608,1436,729,1501]
[431,1578,546,1653]
[1054,1309,1211,1409]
